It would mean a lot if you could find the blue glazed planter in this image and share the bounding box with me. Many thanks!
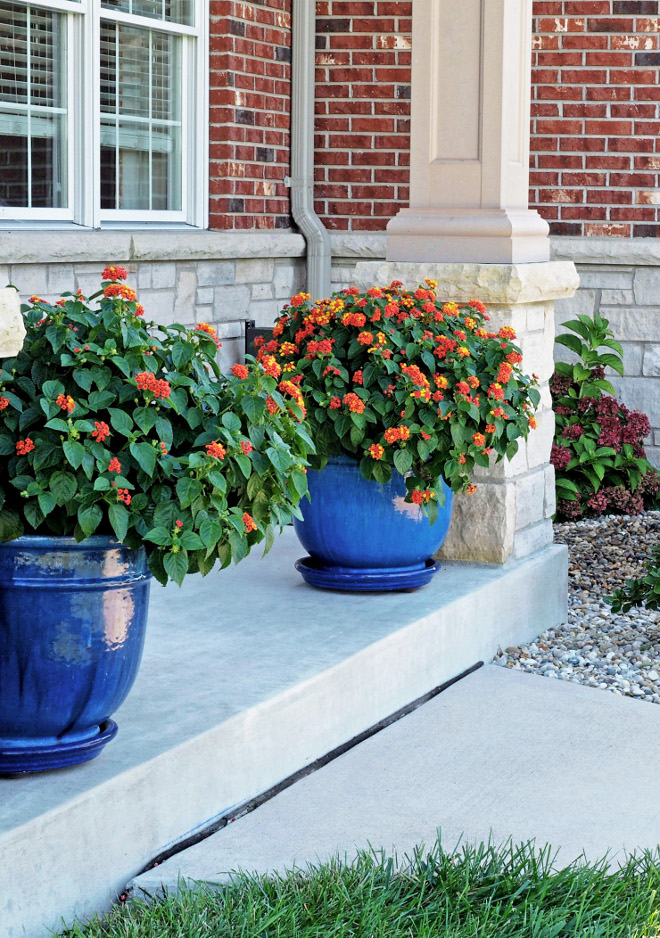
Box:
[0,536,151,773]
[293,455,454,591]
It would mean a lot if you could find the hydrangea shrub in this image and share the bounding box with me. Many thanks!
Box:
[551,312,658,520]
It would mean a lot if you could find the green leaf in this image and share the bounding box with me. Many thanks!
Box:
[163,549,189,586]
[44,417,70,433]
[228,530,248,564]
[180,531,205,551]
[167,387,188,413]
[154,501,178,529]
[2,391,23,412]
[207,470,227,492]
[596,353,624,375]
[133,407,158,435]
[129,441,157,477]
[242,395,267,423]
[247,473,262,500]
[42,379,64,400]
[372,461,392,484]
[24,501,44,530]
[266,447,291,473]
[393,448,413,475]
[50,471,77,505]
[555,333,584,356]
[262,524,276,557]
[176,476,203,508]
[590,378,617,396]
[417,439,432,461]
[600,337,624,356]
[73,369,94,392]
[289,469,308,500]
[143,526,172,546]
[108,502,129,541]
[81,450,95,481]
[10,474,32,491]
[156,415,173,448]
[32,442,61,473]
[235,453,252,479]
[221,412,242,433]
[38,491,56,517]
[109,409,134,436]
[88,389,116,410]
[199,518,223,551]
[172,341,194,370]
[420,350,435,372]
[572,363,591,383]
[147,548,168,586]
[63,440,86,470]
[560,319,592,342]
[350,424,364,448]
[0,507,23,540]
[78,504,103,537]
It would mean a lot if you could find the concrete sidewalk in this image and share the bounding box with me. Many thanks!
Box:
[131,665,660,897]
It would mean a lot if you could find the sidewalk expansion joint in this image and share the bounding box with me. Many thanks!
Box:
[135,659,484,879]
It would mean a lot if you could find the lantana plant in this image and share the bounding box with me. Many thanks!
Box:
[257,280,540,523]
[0,267,312,584]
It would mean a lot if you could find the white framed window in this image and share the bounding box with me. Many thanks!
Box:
[0,0,208,227]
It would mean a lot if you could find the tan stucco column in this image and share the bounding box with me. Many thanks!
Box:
[387,0,549,264]
[0,290,26,358]
[356,0,579,564]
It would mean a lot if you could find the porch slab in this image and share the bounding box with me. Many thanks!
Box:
[0,527,567,938]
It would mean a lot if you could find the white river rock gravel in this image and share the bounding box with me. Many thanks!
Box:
[493,511,660,704]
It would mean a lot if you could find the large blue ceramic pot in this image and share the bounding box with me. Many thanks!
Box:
[0,536,151,773]
[293,455,454,591]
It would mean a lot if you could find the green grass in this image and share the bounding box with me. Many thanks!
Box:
[59,840,660,938]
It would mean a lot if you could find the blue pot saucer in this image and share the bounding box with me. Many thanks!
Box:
[295,556,440,592]
[0,720,118,775]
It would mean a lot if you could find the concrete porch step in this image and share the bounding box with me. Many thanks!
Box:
[0,527,567,938]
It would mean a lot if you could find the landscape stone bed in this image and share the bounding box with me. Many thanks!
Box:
[493,511,660,704]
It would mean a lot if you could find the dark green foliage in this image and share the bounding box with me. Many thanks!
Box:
[0,274,312,585]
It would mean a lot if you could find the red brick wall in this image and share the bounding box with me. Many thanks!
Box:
[208,2,660,237]
[208,0,293,230]
[531,0,660,237]
[313,1,411,231]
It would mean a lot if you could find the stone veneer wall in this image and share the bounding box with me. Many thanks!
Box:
[3,230,660,473]
[0,232,306,372]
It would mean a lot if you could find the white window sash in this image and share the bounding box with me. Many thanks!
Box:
[1,0,208,228]
[102,208,187,221]
[99,8,198,37]
[9,0,89,14]
[0,206,73,220]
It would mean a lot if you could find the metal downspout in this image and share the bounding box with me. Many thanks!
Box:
[288,0,332,301]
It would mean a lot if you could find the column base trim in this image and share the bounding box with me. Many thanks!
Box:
[386,208,551,264]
